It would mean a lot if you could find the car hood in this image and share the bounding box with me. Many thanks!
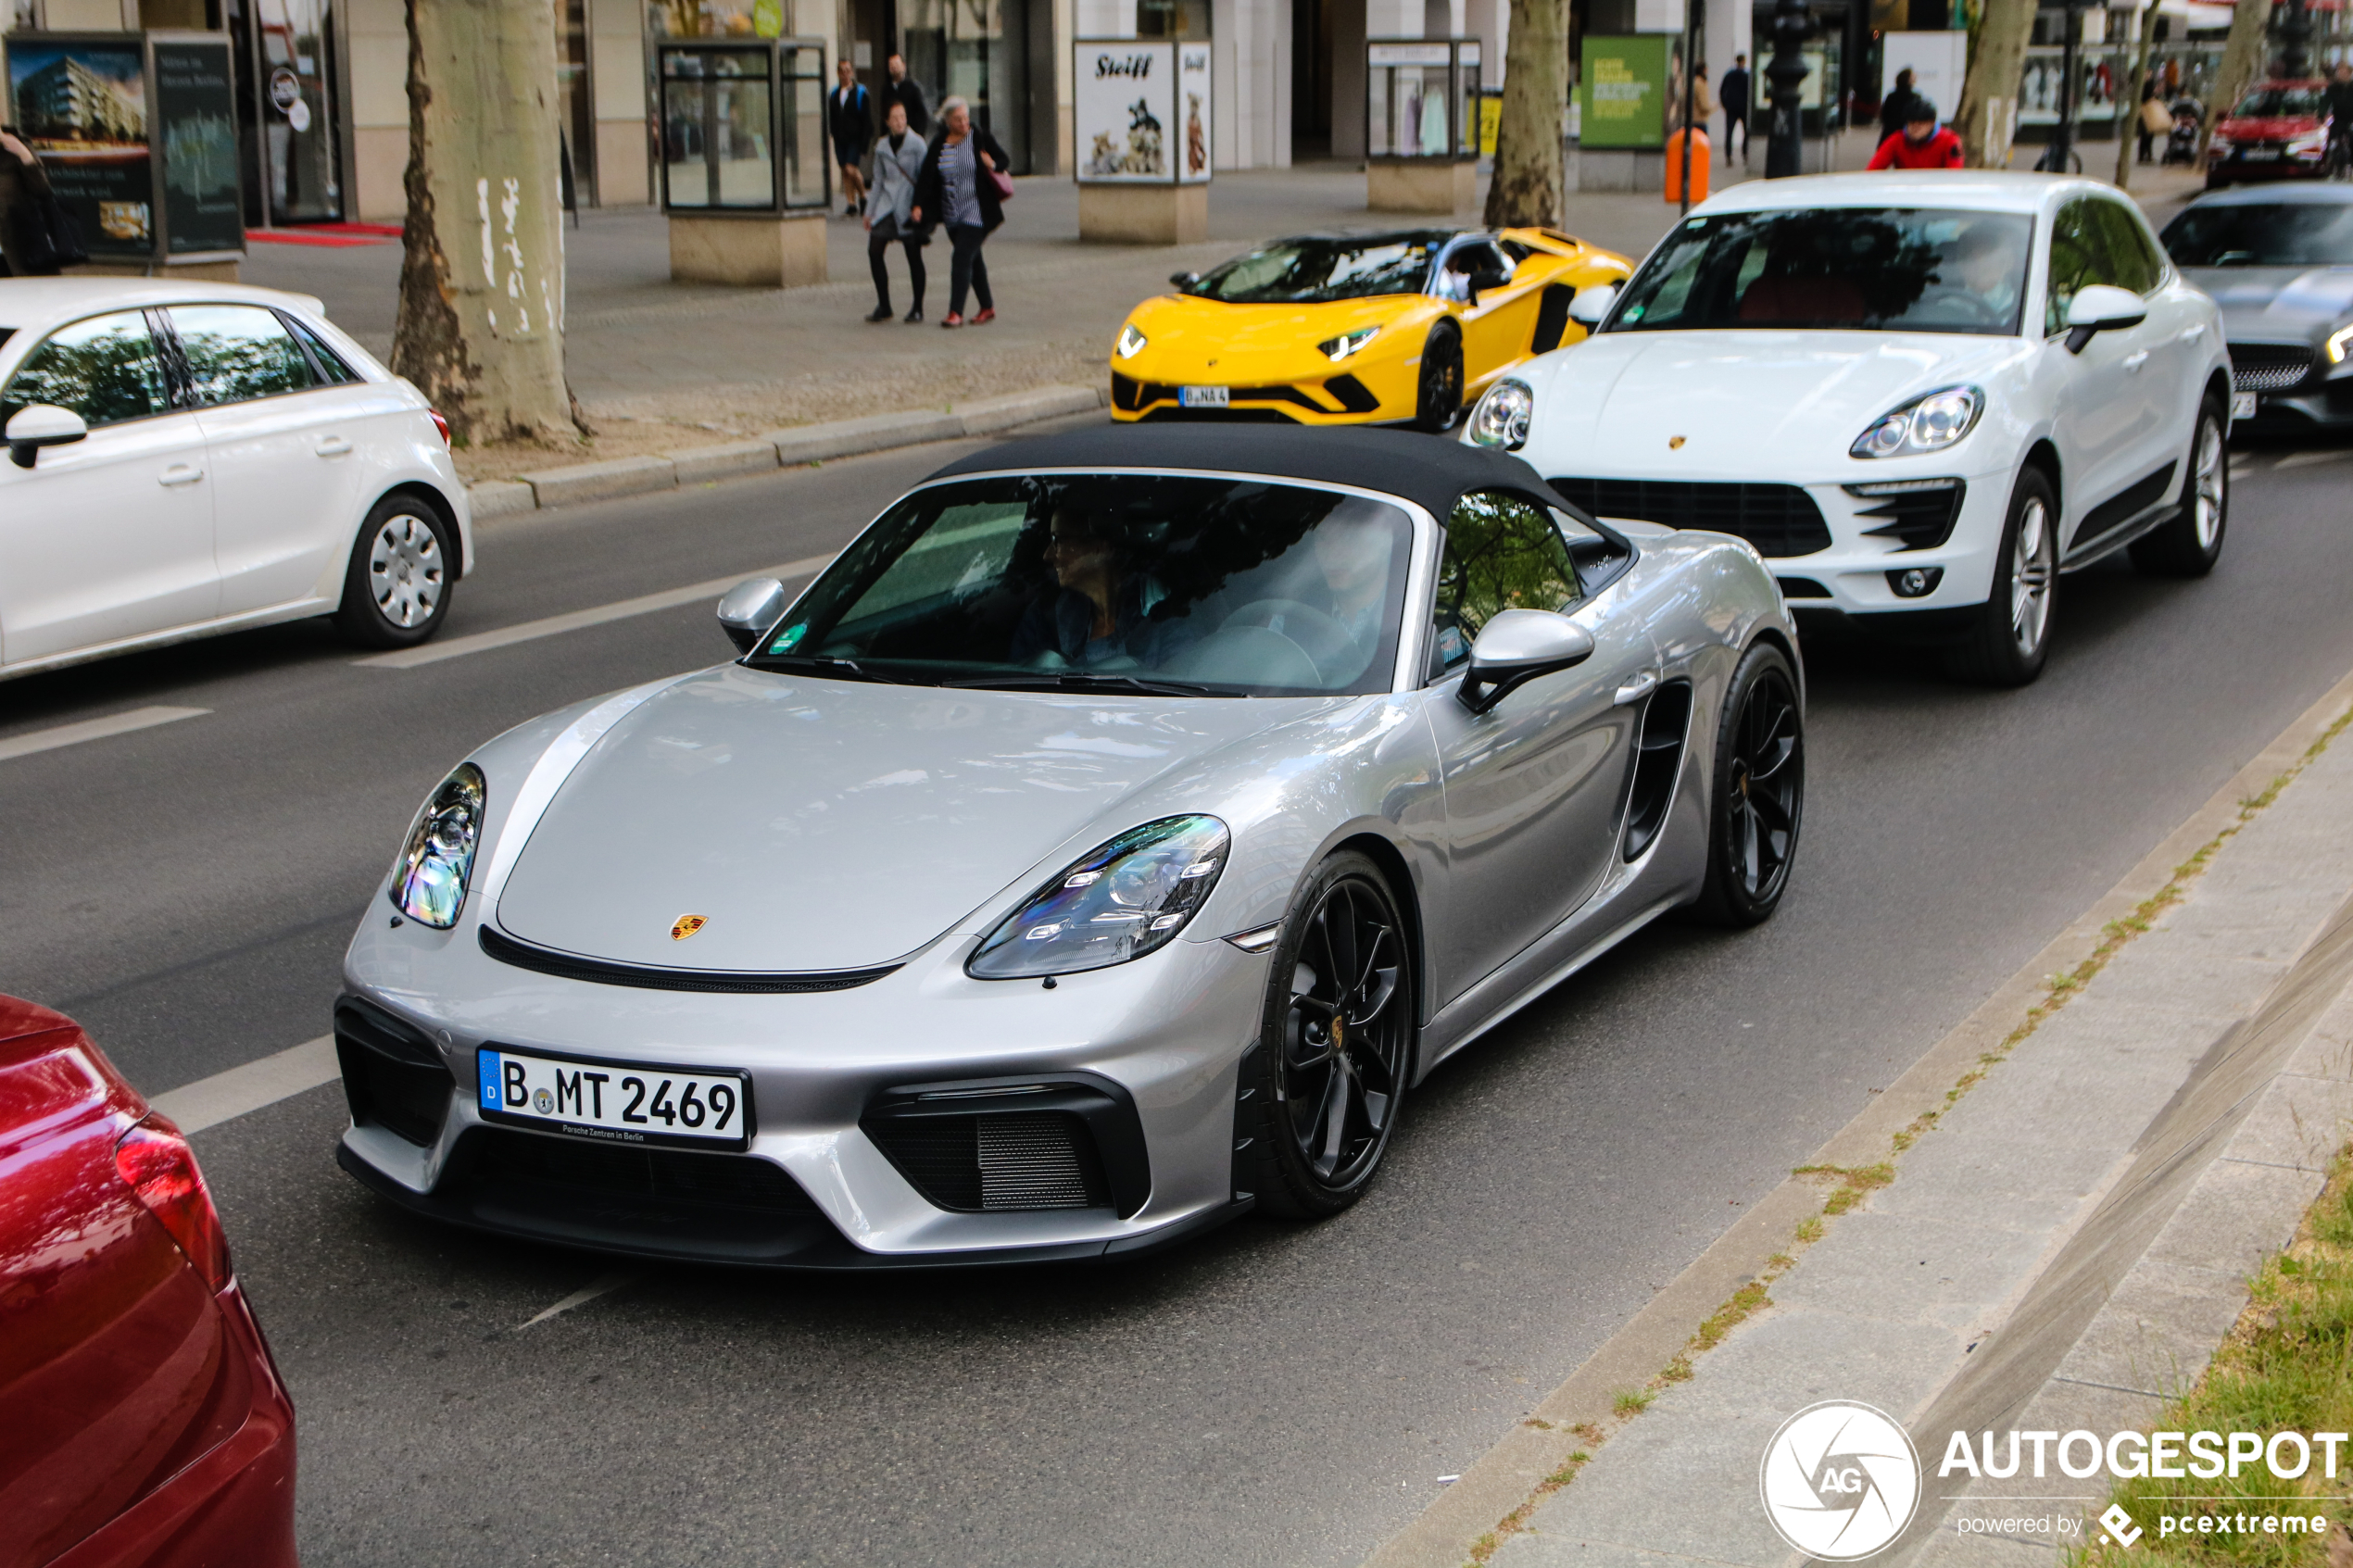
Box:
[2184,265,2353,345]
[491,666,1315,973]
[1524,330,2026,478]
[2217,115,2322,140]
[1126,294,1424,382]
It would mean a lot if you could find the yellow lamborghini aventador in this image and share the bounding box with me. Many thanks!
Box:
[1108,227,1633,431]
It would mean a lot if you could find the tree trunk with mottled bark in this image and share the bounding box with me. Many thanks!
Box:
[2115,2,2159,189]
[392,0,583,448]
[1954,0,2033,169]
[1483,0,1566,230]
[2205,0,2275,157]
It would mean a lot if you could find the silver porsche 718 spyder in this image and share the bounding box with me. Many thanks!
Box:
[333,426,1804,1268]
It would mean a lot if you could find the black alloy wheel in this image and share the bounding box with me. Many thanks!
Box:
[1415,324,1466,433]
[1687,645,1804,928]
[1247,852,1414,1218]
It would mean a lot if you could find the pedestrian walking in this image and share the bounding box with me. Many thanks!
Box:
[1867,97,1963,169]
[0,126,64,278]
[830,59,874,217]
[1879,69,1922,141]
[865,100,927,323]
[881,53,929,137]
[1683,61,1715,130]
[1721,54,1751,162]
[2136,82,2172,164]
[911,96,1009,329]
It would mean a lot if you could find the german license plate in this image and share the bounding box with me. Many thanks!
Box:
[1179,384,1230,408]
[2233,391,2258,420]
[476,1046,753,1149]
[2242,148,2280,161]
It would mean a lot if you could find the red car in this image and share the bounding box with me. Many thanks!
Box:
[2208,78,2334,187]
[0,996,296,1568]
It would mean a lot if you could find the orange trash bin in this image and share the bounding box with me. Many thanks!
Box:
[1665,127,1711,204]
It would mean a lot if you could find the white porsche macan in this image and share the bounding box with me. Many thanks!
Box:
[1467,172,2233,684]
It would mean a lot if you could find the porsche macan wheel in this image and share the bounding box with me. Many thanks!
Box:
[1246,852,1414,1219]
[2131,394,2227,579]
[1415,324,1465,433]
[1687,644,1804,928]
[1943,465,2057,688]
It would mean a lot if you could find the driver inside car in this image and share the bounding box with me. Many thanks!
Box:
[1008,503,1192,669]
[1943,220,2027,322]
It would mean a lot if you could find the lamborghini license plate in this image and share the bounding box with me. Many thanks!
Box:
[2233,392,2259,420]
[1179,385,1230,408]
[476,1047,753,1149]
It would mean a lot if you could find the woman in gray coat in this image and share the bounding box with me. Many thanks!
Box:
[865,100,928,322]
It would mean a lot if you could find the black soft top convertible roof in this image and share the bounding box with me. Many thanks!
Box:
[925,424,1593,527]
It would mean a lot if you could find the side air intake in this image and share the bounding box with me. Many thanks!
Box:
[1622,681,1695,862]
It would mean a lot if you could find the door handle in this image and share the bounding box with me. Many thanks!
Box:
[1615,671,1660,707]
[158,464,204,486]
[2122,350,2150,372]
[2179,323,2206,343]
[314,436,353,457]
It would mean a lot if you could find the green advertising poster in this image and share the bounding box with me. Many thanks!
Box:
[1579,34,1668,150]
[152,38,243,257]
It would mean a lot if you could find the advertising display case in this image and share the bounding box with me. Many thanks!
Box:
[1073,39,1211,243]
[1365,37,1479,212]
[3,31,243,270]
[655,37,829,285]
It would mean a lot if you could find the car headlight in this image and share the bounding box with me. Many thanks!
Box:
[2290,131,2328,157]
[1851,385,1985,459]
[1467,378,1534,450]
[391,763,484,928]
[1115,321,1148,359]
[1317,325,1380,362]
[967,815,1229,979]
[2330,324,2353,365]
[2209,132,2233,151]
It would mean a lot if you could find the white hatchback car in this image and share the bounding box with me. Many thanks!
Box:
[1467,173,2232,684]
[0,280,472,680]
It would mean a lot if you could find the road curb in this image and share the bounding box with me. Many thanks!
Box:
[468,383,1109,521]
[1363,660,2353,1568]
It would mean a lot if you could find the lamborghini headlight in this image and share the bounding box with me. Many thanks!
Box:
[1468,378,1535,449]
[1851,385,1984,459]
[391,763,484,928]
[1116,321,1149,359]
[1317,325,1381,361]
[967,815,1229,979]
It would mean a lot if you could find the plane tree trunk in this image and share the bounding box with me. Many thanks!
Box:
[1483,0,1566,229]
[391,0,583,447]
[1954,0,2033,169]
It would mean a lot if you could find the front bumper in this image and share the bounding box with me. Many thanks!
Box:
[2208,147,2331,182]
[1110,365,1404,424]
[334,912,1270,1268]
[2228,344,2353,430]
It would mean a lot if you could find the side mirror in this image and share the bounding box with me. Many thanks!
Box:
[6,405,87,470]
[1168,270,1200,289]
[1567,284,1618,328]
[1456,609,1595,715]
[2063,283,2148,354]
[1466,267,1511,304]
[717,576,788,654]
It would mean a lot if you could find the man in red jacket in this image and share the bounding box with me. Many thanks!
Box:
[1868,98,1965,169]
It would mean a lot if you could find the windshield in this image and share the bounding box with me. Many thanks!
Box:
[2163,201,2353,266]
[1183,234,1446,303]
[1604,207,2035,335]
[749,474,1416,696]
[2230,86,2325,119]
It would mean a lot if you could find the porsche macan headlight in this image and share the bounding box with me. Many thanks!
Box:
[967,815,1229,979]
[1317,325,1381,362]
[391,763,484,928]
[1851,385,1985,459]
[1468,378,1534,450]
[1116,321,1149,359]
[2328,324,2353,365]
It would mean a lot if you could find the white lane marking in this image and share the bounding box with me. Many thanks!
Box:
[517,1272,638,1331]
[154,1035,338,1135]
[356,554,834,670]
[0,705,209,763]
[2274,450,2353,470]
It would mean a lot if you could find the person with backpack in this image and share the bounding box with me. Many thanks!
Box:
[0,128,66,277]
[830,58,874,218]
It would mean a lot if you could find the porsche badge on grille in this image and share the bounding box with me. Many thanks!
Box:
[670,915,708,941]
[1668,435,1688,449]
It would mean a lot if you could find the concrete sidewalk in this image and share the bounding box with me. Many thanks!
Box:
[1365,667,2353,1568]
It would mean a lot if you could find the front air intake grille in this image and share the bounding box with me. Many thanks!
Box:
[479,925,898,995]
[2230,343,2316,395]
[865,1110,1110,1212]
[469,1127,821,1216]
[334,997,454,1148]
[1848,480,1966,552]
[1547,478,1832,558]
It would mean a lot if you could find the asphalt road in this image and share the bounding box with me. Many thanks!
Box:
[5,429,2350,1568]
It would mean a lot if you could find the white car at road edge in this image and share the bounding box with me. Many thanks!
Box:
[0,279,472,681]
[1466,172,2232,685]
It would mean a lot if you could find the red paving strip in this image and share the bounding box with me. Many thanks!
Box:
[245,222,402,247]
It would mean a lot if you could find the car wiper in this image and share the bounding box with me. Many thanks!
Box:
[757,654,912,684]
[942,671,1235,698]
